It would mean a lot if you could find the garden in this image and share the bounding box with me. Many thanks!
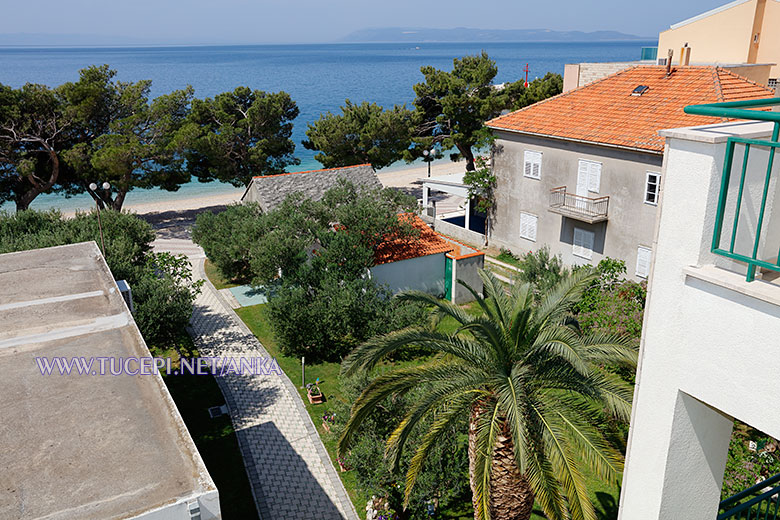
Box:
[193,185,645,520]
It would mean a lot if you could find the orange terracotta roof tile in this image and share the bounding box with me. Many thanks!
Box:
[374,214,454,265]
[487,66,775,153]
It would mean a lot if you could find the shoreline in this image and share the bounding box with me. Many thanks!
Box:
[56,159,465,221]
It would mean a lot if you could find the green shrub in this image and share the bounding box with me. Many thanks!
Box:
[192,202,264,283]
[267,274,425,361]
[516,245,570,296]
[328,374,469,518]
[576,258,646,339]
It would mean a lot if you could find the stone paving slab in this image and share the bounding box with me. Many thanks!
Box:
[153,238,358,520]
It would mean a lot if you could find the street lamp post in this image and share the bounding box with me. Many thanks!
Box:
[89,182,110,257]
[423,148,435,177]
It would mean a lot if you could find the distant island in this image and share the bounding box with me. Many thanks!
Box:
[339,27,651,43]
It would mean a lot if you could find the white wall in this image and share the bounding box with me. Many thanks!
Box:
[130,490,222,520]
[370,253,445,296]
[618,121,780,519]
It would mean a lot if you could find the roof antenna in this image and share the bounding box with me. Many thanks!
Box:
[666,49,673,77]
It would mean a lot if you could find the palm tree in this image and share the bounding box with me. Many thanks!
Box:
[338,269,637,520]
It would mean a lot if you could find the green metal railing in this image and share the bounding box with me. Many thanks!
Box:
[684,98,780,281]
[718,472,780,519]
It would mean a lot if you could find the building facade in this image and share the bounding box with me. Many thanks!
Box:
[489,130,662,280]
[658,0,780,87]
[487,65,774,280]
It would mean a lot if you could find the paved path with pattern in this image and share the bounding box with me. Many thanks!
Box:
[152,237,358,520]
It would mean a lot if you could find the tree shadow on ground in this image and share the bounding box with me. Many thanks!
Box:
[138,204,228,239]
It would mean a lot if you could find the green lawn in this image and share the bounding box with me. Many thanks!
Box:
[163,369,259,519]
[204,259,241,290]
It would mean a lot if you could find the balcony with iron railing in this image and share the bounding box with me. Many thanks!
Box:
[684,98,780,283]
[548,186,609,224]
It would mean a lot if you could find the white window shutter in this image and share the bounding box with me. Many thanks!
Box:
[636,246,652,278]
[524,151,541,179]
[588,162,601,193]
[520,213,537,241]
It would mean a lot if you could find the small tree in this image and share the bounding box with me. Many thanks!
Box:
[330,373,470,519]
[576,258,646,339]
[185,87,300,187]
[463,156,496,239]
[302,100,414,169]
[410,52,504,171]
[516,246,570,298]
[192,181,423,362]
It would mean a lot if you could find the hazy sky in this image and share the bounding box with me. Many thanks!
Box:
[2,0,727,44]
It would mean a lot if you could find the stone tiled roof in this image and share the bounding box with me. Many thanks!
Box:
[487,66,775,153]
[373,214,454,265]
[242,164,382,212]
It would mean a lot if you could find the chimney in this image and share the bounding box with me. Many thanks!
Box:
[666,49,673,76]
[680,43,691,66]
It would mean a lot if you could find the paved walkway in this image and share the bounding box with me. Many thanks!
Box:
[153,238,358,520]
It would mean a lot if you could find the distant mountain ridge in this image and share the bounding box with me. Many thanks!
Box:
[339,27,651,43]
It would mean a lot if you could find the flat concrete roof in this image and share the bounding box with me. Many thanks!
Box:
[0,242,218,520]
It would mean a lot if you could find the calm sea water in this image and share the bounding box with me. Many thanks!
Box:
[0,41,652,212]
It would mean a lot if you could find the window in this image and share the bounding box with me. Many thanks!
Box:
[519,212,538,242]
[636,246,652,279]
[523,151,542,179]
[769,78,778,90]
[577,159,602,193]
[645,171,661,205]
[572,227,594,260]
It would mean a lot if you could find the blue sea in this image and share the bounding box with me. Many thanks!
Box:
[0,41,653,212]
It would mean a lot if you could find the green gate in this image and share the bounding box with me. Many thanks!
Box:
[444,256,453,301]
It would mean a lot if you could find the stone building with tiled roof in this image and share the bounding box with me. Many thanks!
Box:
[486,65,775,279]
[241,164,382,212]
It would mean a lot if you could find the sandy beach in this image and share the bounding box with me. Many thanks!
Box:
[95,160,468,236]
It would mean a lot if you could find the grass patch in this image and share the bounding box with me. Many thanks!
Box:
[164,366,259,519]
[205,259,241,290]
[494,248,523,268]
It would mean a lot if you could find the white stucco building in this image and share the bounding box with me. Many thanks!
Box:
[618,101,780,519]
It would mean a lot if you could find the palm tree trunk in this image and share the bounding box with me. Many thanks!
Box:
[469,407,535,520]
